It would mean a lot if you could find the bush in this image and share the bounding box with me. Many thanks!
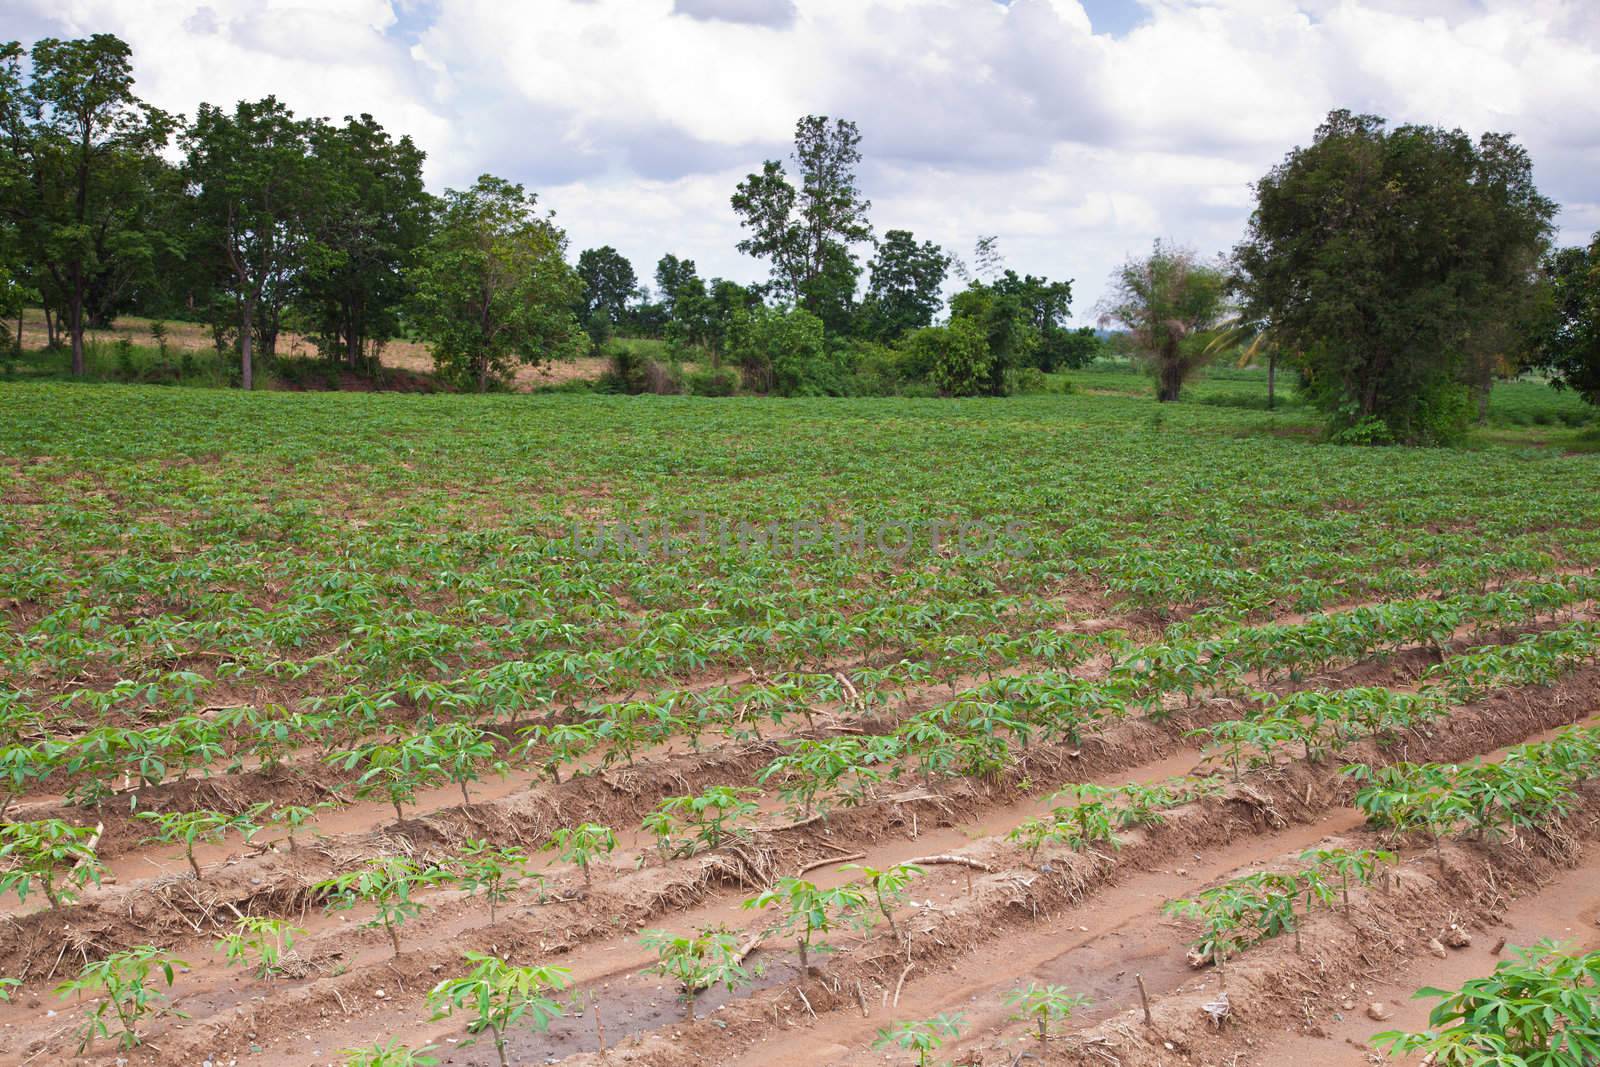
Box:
[726,305,844,396]
[898,319,992,397]
[838,340,901,397]
[687,366,738,397]
[644,359,683,395]
[1006,366,1049,394]
[600,342,681,394]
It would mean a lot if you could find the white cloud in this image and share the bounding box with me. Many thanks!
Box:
[14,0,1600,320]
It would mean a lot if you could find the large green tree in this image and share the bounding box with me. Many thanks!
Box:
[655,253,712,351]
[858,229,949,341]
[1530,234,1600,405]
[0,34,174,375]
[949,281,1039,396]
[1099,241,1232,403]
[731,115,872,332]
[408,175,583,391]
[1235,110,1556,443]
[992,270,1076,371]
[184,97,328,389]
[576,245,638,325]
[300,113,431,371]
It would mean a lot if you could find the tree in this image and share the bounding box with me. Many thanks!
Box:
[656,253,714,352]
[408,175,583,390]
[0,35,174,376]
[859,229,949,341]
[731,115,872,331]
[993,270,1076,371]
[1099,241,1232,403]
[1235,110,1556,443]
[576,245,637,325]
[1055,326,1105,370]
[1529,234,1600,406]
[184,97,327,390]
[300,113,432,372]
[950,280,1040,394]
[654,253,702,320]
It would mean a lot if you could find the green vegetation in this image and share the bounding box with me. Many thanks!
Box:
[215,916,303,980]
[873,1013,966,1066]
[55,946,186,1053]
[0,818,103,908]
[1236,111,1557,443]
[1372,941,1600,1065]
[1006,982,1091,1044]
[743,876,869,974]
[315,858,451,957]
[640,926,751,1020]
[426,954,571,1067]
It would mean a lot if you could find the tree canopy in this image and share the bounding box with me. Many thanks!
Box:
[1530,234,1600,405]
[731,115,872,333]
[0,34,174,376]
[1235,109,1556,443]
[407,175,584,391]
[1100,241,1232,403]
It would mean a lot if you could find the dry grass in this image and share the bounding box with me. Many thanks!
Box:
[13,308,610,391]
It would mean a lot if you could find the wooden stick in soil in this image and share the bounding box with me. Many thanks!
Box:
[593,991,605,1052]
[796,851,865,877]
[904,854,994,871]
[1135,973,1153,1025]
[893,962,914,1007]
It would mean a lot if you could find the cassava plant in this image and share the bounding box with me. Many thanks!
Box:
[427,953,571,1067]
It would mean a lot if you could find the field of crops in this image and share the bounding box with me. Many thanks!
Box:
[2,380,1599,1067]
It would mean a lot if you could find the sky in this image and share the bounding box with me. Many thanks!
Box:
[12,0,1600,321]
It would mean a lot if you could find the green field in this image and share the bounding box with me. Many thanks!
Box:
[4,380,1600,1065]
[4,380,1599,649]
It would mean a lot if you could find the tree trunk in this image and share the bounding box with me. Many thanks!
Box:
[1158,360,1182,403]
[67,289,86,377]
[1267,353,1277,410]
[240,300,255,390]
[477,355,489,392]
[43,306,56,349]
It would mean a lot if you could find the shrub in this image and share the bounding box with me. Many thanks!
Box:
[687,365,739,396]
[726,304,843,395]
[899,318,992,397]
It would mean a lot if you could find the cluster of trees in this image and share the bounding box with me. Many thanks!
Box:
[0,34,583,391]
[0,36,1093,396]
[1109,110,1599,444]
[574,117,1099,397]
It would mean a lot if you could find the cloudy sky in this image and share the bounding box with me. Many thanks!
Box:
[13,0,1600,320]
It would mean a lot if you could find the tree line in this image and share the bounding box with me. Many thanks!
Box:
[1,34,1595,443]
[0,35,1094,399]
